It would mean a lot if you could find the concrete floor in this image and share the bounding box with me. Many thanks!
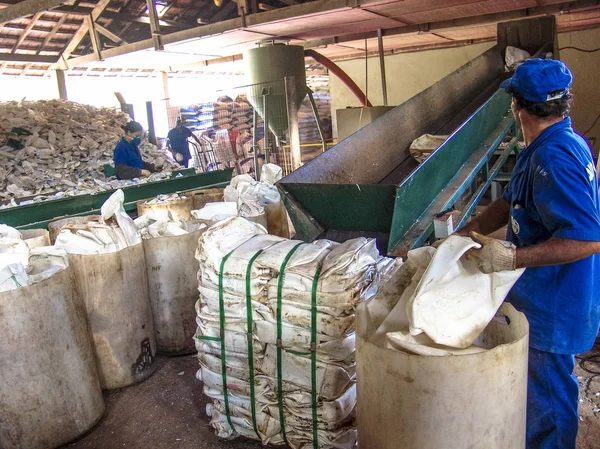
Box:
[61,346,600,449]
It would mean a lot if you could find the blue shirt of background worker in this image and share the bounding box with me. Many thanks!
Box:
[167,117,203,168]
[113,121,155,180]
[453,59,600,449]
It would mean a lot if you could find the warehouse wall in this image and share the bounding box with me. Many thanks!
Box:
[329,28,600,152]
[558,28,600,154]
[328,42,495,138]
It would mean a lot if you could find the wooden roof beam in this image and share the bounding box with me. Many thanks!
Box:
[10,11,42,52]
[57,0,110,68]
[0,0,72,25]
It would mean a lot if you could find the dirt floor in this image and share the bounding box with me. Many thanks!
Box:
[61,354,274,449]
[61,344,600,449]
[576,339,600,449]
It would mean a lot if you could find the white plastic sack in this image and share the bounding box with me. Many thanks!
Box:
[407,235,524,348]
[100,189,141,247]
[261,163,283,185]
[505,46,531,71]
[192,202,238,221]
[0,237,29,270]
[409,134,448,163]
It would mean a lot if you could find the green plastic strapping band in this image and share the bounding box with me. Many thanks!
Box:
[196,335,222,342]
[276,242,305,446]
[245,249,264,439]
[310,265,322,449]
[218,250,236,432]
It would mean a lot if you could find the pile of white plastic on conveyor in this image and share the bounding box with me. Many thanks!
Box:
[54,189,141,254]
[195,216,389,449]
[0,224,68,292]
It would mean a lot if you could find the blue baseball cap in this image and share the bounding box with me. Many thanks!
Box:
[500,58,573,103]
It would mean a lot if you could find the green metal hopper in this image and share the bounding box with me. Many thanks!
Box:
[278,17,558,256]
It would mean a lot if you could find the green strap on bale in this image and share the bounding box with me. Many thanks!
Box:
[276,242,305,446]
[310,265,322,449]
[245,249,264,439]
[218,250,236,431]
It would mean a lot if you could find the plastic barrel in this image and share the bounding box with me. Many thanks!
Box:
[20,228,51,248]
[143,228,205,355]
[69,243,157,389]
[356,302,529,449]
[0,266,105,449]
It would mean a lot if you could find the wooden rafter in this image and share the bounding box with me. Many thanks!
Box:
[36,14,67,55]
[10,11,42,53]
[57,0,111,69]
[0,0,70,25]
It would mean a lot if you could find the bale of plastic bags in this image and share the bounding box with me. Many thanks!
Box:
[195,216,388,449]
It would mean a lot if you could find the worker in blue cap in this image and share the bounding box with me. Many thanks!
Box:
[455,59,600,449]
[167,116,204,168]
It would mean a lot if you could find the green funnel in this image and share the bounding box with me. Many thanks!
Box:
[244,42,307,138]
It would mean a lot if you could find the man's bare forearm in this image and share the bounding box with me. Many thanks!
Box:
[456,198,511,236]
[516,237,600,268]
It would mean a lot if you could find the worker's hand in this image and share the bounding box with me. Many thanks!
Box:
[464,231,516,274]
[140,169,151,177]
[175,153,184,162]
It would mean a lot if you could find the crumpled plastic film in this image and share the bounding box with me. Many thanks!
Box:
[195,216,385,449]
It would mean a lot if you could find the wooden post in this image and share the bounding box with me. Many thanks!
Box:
[56,69,68,100]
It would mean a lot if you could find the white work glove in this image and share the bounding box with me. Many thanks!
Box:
[175,153,184,162]
[465,231,517,274]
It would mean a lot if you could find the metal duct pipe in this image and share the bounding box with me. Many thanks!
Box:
[304,49,373,107]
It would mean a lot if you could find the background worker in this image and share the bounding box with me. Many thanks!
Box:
[456,59,600,449]
[167,117,203,168]
[113,121,156,180]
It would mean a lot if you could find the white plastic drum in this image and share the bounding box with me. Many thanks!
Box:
[69,243,157,389]
[0,266,105,449]
[356,302,529,449]
[143,228,205,355]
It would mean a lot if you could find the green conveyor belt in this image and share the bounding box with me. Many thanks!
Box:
[0,168,234,229]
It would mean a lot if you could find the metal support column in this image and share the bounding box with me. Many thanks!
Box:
[252,109,260,180]
[377,28,388,106]
[262,91,270,164]
[146,101,157,145]
[55,69,68,100]
[307,89,327,153]
[284,76,302,171]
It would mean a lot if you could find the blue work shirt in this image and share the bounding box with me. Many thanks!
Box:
[167,126,193,158]
[503,117,600,354]
[113,137,144,178]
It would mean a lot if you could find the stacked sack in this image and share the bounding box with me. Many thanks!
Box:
[195,216,386,449]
